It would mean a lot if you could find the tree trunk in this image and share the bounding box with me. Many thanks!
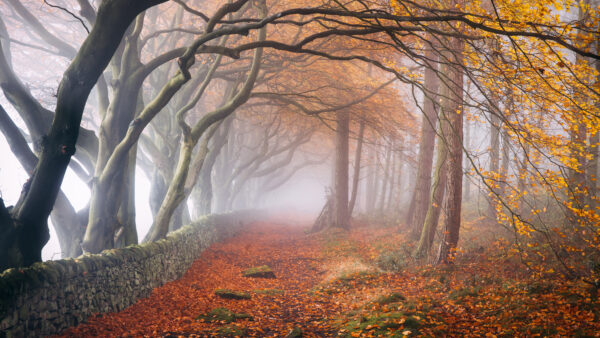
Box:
[145,139,195,241]
[149,169,168,218]
[413,120,448,258]
[500,120,510,197]
[386,149,398,213]
[0,198,20,269]
[348,120,365,216]
[0,102,85,258]
[409,45,439,239]
[463,116,471,202]
[86,17,146,253]
[333,110,350,229]
[588,132,599,209]
[114,147,138,248]
[392,152,405,215]
[378,142,392,214]
[192,118,231,216]
[169,201,190,232]
[365,147,377,213]
[436,34,464,265]
[0,0,166,268]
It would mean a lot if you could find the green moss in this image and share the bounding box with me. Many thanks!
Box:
[376,251,406,272]
[215,289,252,300]
[216,324,247,337]
[242,265,276,278]
[22,267,43,287]
[337,271,381,286]
[78,256,100,272]
[375,292,406,306]
[196,307,253,323]
[39,261,64,283]
[95,254,116,267]
[286,326,302,338]
[253,288,284,295]
[55,258,80,276]
[448,286,481,301]
[340,312,419,337]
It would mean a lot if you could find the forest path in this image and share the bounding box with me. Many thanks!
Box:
[58,217,600,337]
[59,218,347,337]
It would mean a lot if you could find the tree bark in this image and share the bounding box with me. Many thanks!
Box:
[0,103,86,258]
[413,119,448,258]
[378,142,392,214]
[193,116,232,216]
[386,149,398,213]
[349,120,365,216]
[365,147,378,213]
[463,116,471,202]
[114,146,138,248]
[436,34,464,265]
[409,45,439,239]
[333,110,350,229]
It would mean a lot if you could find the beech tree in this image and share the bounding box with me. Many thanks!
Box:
[0,0,168,270]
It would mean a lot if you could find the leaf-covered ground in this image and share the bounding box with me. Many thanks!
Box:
[59,218,600,337]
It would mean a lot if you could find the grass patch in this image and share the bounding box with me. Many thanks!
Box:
[337,270,382,287]
[375,292,406,306]
[448,286,481,301]
[339,312,422,337]
[376,250,407,272]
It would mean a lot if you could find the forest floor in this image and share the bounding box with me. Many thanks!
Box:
[59,214,600,337]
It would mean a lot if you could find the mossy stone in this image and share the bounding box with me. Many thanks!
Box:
[215,289,251,300]
[253,289,284,295]
[242,265,276,278]
[286,326,303,338]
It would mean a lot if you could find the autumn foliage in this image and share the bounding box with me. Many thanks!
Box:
[57,217,600,337]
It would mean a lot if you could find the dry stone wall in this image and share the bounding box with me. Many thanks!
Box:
[0,211,257,337]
